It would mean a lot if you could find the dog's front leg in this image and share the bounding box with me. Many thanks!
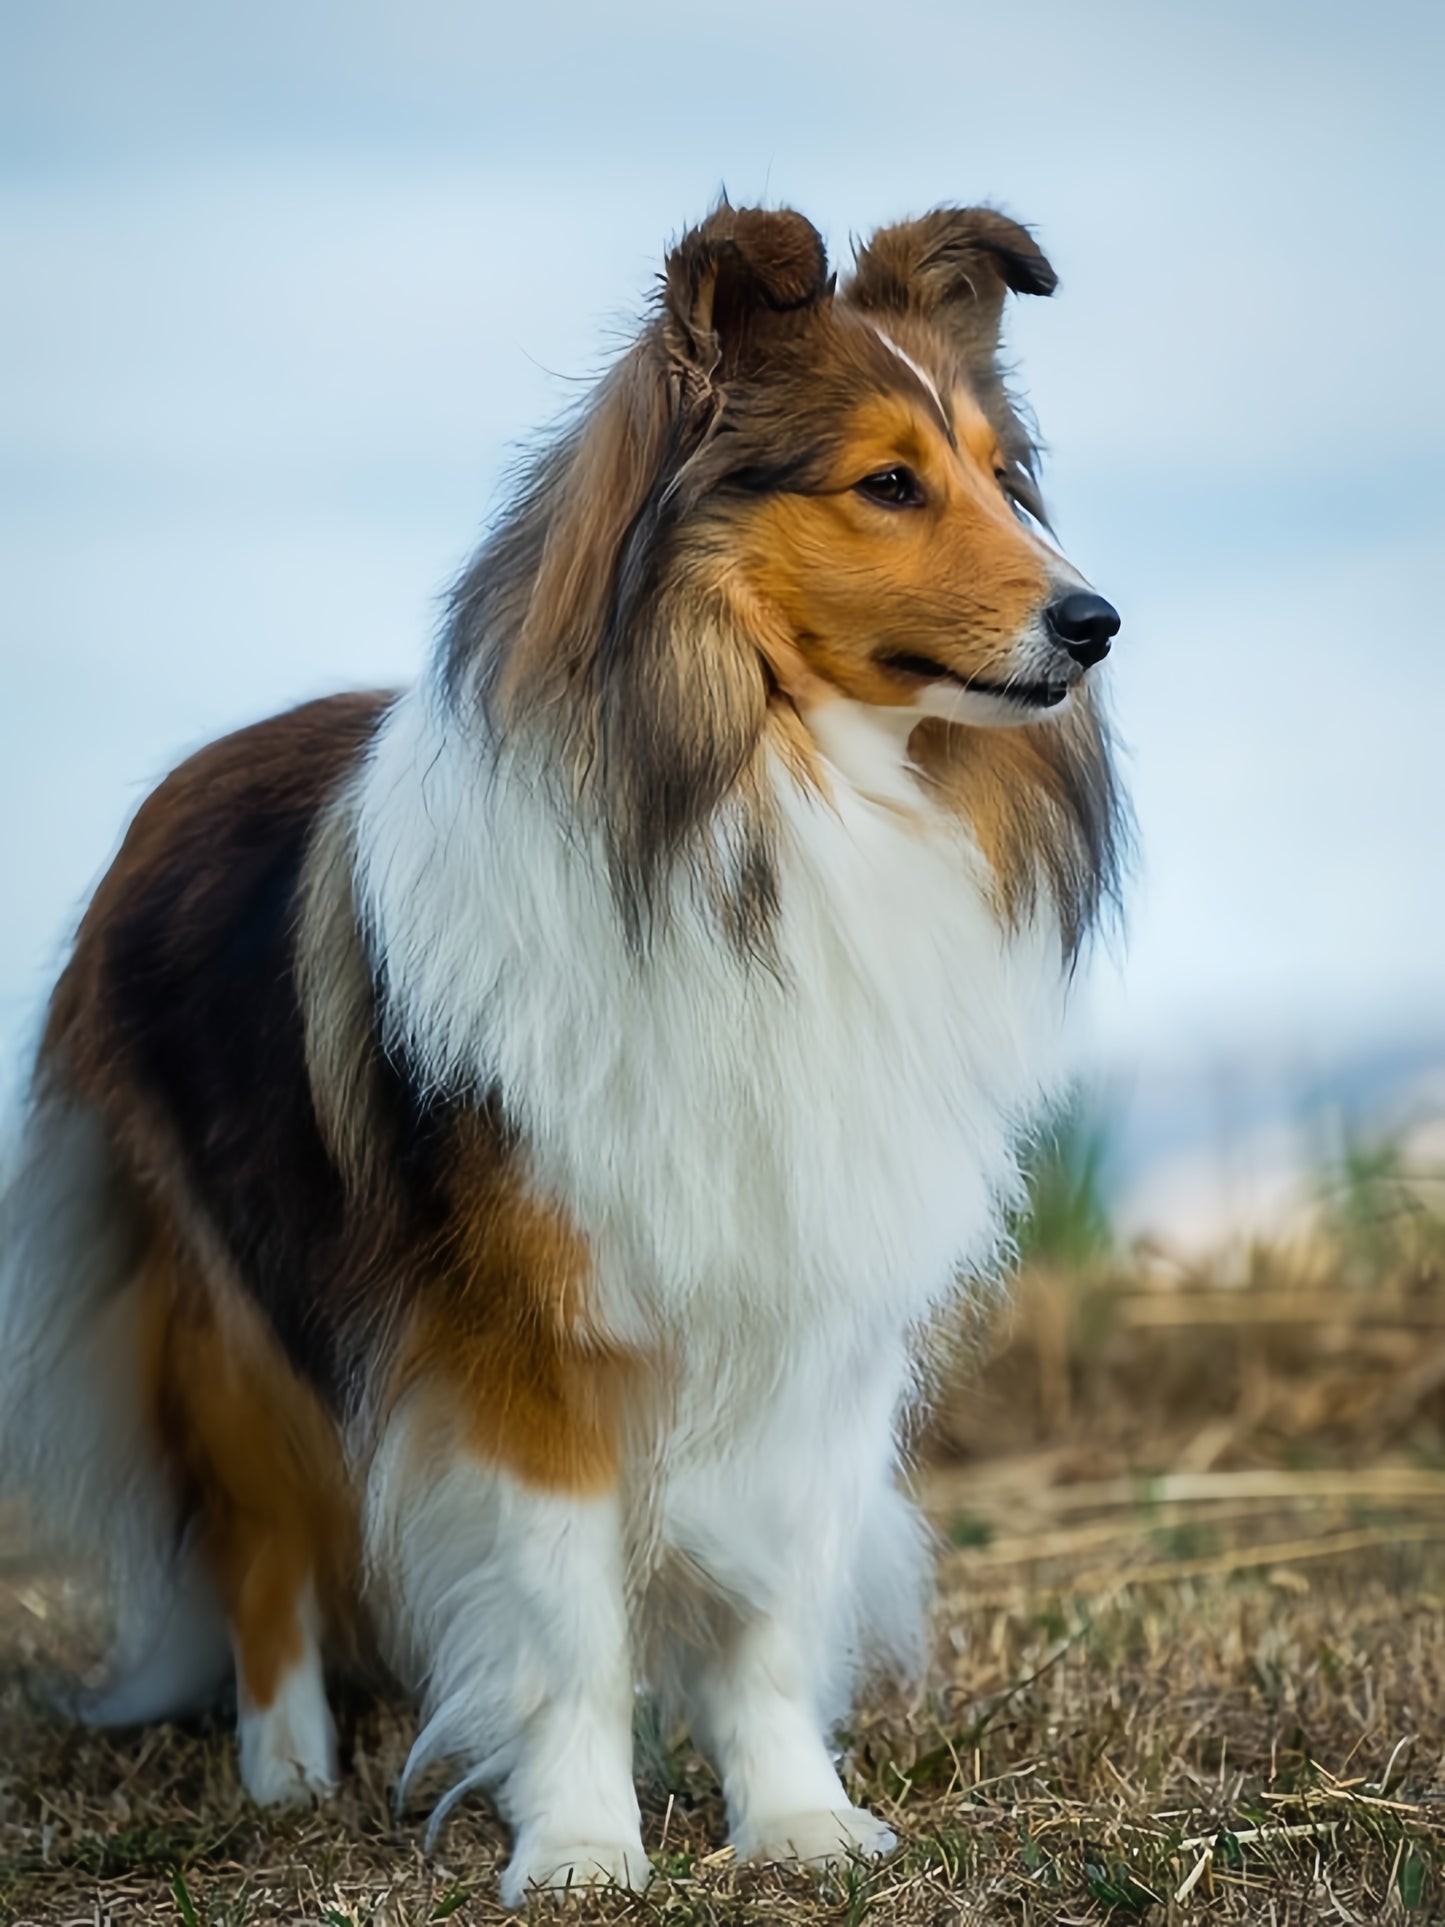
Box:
[373,1401,650,1908]
[687,1601,897,1869]
[484,1485,649,1907]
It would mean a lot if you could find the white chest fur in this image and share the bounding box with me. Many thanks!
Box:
[357,688,1074,1352]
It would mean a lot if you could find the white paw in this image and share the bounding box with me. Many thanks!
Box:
[736,1804,898,1869]
[235,1613,339,1810]
[238,1701,339,1808]
[501,1838,653,1909]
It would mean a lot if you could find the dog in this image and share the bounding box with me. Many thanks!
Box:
[0,202,1124,1905]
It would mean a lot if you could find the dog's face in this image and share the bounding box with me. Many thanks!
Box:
[663,205,1118,735]
[733,371,1106,730]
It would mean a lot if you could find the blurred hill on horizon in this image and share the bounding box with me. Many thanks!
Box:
[1089,1030,1445,1255]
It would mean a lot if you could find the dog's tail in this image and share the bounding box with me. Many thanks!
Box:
[0,1090,229,1720]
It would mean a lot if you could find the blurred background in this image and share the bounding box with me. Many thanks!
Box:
[4,14,1445,1915]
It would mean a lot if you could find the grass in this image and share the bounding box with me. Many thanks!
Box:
[1012,1097,1117,1275]
[3,1555,1441,1924]
[2,1122,1443,1923]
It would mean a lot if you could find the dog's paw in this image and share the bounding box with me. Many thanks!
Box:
[736,1804,898,1869]
[237,1699,339,1808]
[239,1741,339,1809]
[501,1837,653,1909]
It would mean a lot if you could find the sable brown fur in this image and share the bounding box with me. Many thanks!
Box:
[913,706,1123,959]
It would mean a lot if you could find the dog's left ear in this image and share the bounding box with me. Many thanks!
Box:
[846,207,1055,361]
[662,203,832,402]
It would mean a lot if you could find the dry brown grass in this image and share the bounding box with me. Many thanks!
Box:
[4,1188,1444,1924]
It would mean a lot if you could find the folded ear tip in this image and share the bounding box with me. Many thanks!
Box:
[731,207,830,309]
[1010,251,1059,297]
[961,210,1056,296]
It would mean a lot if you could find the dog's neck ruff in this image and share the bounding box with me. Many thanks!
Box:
[355,681,1073,1347]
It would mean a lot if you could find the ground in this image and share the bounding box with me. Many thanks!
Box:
[3,1149,1443,1923]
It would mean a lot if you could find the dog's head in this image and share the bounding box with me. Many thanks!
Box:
[659,204,1116,730]
[451,202,1123,946]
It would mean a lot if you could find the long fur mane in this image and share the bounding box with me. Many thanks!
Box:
[438,203,1127,960]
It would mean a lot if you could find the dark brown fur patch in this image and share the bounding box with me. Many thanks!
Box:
[45,694,397,1395]
[663,202,831,388]
[42,692,636,1499]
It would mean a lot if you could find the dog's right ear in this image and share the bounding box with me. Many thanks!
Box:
[661,204,831,408]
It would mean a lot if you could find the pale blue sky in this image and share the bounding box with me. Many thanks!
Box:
[3,0,1443,1116]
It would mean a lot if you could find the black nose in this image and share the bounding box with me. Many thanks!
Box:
[1045,590,1119,669]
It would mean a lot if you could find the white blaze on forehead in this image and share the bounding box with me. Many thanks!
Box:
[870,326,947,420]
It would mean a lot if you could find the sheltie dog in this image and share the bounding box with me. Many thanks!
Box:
[0,203,1124,1905]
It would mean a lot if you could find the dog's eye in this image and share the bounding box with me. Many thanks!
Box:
[856,466,925,509]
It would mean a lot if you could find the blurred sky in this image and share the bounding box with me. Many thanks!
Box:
[2,0,1443,1122]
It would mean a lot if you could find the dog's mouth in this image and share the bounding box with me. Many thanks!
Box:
[881,652,1073,710]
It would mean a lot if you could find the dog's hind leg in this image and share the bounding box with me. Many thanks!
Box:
[225,1537,338,1806]
[78,1527,230,1728]
[155,1252,355,1805]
